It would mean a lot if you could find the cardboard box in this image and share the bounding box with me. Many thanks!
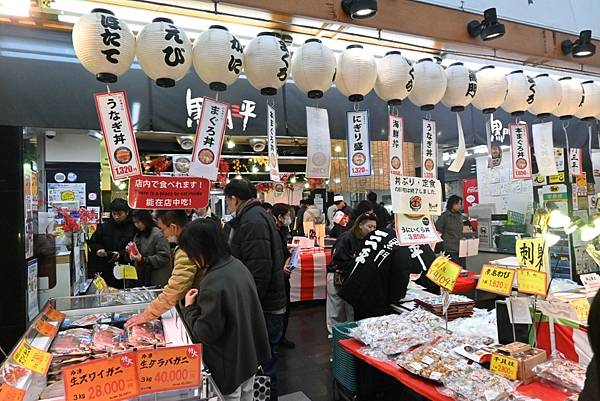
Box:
[495,342,547,383]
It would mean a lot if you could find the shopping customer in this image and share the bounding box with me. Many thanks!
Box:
[293,199,307,236]
[125,210,204,327]
[181,219,271,401]
[367,192,391,229]
[326,213,378,333]
[580,290,600,400]
[224,179,286,401]
[88,198,135,289]
[272,203,295,349]
[435,195,467,267]
[329,210,350,239]
[130,210,172,287]
[333,194,353,217]
[349,200,374,227]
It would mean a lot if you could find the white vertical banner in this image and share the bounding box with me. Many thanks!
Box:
[532,122,559,177]
[422,119,437,179]
[448,113,466,173]
[189,97,229,180]
[509,123,532,180]
[94,90,142,180]
[267,104,281,182]
[306,107,331,178]
[388,115,404,180]
[569,148,583,176]
[347,110,372,177]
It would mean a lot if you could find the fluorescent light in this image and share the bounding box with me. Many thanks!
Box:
[0,0,30,17]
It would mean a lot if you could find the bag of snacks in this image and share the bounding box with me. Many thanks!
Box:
[531,355,587,394]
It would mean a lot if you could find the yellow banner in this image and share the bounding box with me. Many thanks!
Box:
[425,257,462,292]
[476,265,515,297]
[12,340,52,375]
[516,238,545,270]
[517,269,547,297]
[490,354,519,380]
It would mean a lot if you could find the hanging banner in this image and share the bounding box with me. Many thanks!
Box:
[189,97,229,181]
[569,148,583,177]
[448,114,466,173]
[267,104,281,182]
[395,214,442,246]
[532,122,559,177]
[489,115,509,168]
[128,176,210,210]
[94,91,142,180]
[391,176,442,215]
[388,115,404,178]
[306,107,331,179]
[421,120,437,179]
[509,123,532,180]
[347,110,372,177]
[462,178,479,214]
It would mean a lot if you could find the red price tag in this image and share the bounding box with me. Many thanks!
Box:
[137,345,202,394]
[0,384,25,401]
[43,304,65,323]
[34,315,59,337]
[63,352,139,401]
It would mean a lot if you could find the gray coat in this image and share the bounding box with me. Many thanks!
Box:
[183,256,271,395]
[133,227,172,287]
[434,210,465,253]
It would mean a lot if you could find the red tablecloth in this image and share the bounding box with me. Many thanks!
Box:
[290,248,331,302]
[338,339,569,401]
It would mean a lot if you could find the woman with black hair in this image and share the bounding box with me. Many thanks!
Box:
[180,219,271,401]
[130,210,171,287]
[435,195,468,267]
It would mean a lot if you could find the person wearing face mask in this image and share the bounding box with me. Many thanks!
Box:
[125,210,205,328]
[88,198,136,288]
[326,213,378,334]
[129,210,171,287]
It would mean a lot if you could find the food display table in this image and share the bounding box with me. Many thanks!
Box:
[290,247,331,302]
[338,338,569,401]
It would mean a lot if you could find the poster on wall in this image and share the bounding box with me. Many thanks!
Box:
[391,176,442,215]
[395,214,442,246]
[94,90,142,180]
[532,122,558,177]
[267,104,281,182]
[27,259,38,321]
[347,110,372,177]
[462,178,479,214]
[47,183,86,207]
[421,120,437,179]
[509,123,532,180]
[306,107,332,179]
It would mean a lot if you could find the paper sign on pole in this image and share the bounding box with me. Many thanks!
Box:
[569,148,583,177]
[267,104,281,182]
[426,257,462,292]
[422,120,437,178]
[395,214,442,246]
[12,340,52,375]
[347,110,372,177]
[476,265,515,296]
[113,264,138,280]
[580,273,600,291]
[138,345,202,394]
[388,115,404,178]
[490,354,519,380]
[391,176,442,215]
[306,107,331,179]
[189,97,229,181]
[509,123,532,180]
[516,237,545,270]
[128,176,210,210]
[94,91,142,180]
[532,122,558,177]
[517,269,547,296]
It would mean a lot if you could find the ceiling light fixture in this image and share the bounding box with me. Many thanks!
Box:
[226,138,236,149]
[467,8,506,41]
[341,0,377,19]
[87,130,103,141]
[334,145,342,153]
[562,30,596,58]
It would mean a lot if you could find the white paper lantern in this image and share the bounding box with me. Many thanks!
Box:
[136,18,192,87]
[335,44,377,102]
[291,38,336,99]
[193,25,243,91]
[441,62,477,112]
[244,32,290,96]
[472,66,508,114]
[528,74,562,117]
[374,51,414,105]
[576,81,600,121]
[408,58,447,111]
[552,77,584,119]
[72,8,135,83]
[501,70,535,116]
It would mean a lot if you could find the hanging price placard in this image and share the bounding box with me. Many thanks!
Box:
[34,315,59,338]
[490,354,519,380]
[0,384,25,401]
[347,110,372,177]
[425,257,462,292]
[517,269,548,296]
[43,304,65,323]
[138,345,202,394]
[113,264,138,280]
[476,265,515,297]
[12,340,52,375]
[421,120,437,179]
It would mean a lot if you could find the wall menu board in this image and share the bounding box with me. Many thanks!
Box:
[476,150,533,215]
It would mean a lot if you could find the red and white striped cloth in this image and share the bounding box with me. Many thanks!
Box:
[290,248,332,302]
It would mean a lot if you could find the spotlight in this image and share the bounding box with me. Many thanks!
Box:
[304,183,310,189]
[341,0,377,19]
[548,209,571,229]
[87,130,103,141]
[565,216,584,235]
[334,145,342,153]
[546,233,561,247]
[176,135,194,150]
[226,138,236,149]
[290,176,297,184]
[562,30,596,58]
[467,8,505,41]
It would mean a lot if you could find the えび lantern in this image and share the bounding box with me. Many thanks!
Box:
[374,51,414,105]
[334,44,377,102]
[193,25,243,91]
[408,58,447,111]
[244,32,290,96]
[472,65,508,114]
[441,62,477,112]
[291,38,336,99]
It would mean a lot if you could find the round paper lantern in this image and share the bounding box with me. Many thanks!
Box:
[244,32,290,96]
[136,18,192,87]
[576,81,600,121]
[408,58,447,111]
[72,9,135,83]
[374,51,414,105]
[335,44,377,102]
[502,70,536,116]
[528,74,561,118]
[552,77,584,119]
[193,25,243,91]
[441,62,477,112]
[472,66,508,114]
[291,38,336,99]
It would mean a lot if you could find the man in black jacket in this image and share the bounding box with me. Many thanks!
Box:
[224,179,286,401]
[367,192,391,229]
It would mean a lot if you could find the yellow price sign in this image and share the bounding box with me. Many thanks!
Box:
[425,257,462,292]
[12,340,52,375]
[476,265,515,296]
[113,264,138,280]
[569,298,590,323]
[490,353,519,380]
[94,275,108,291]
[517,269,548,297]
[516,238,545,270]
